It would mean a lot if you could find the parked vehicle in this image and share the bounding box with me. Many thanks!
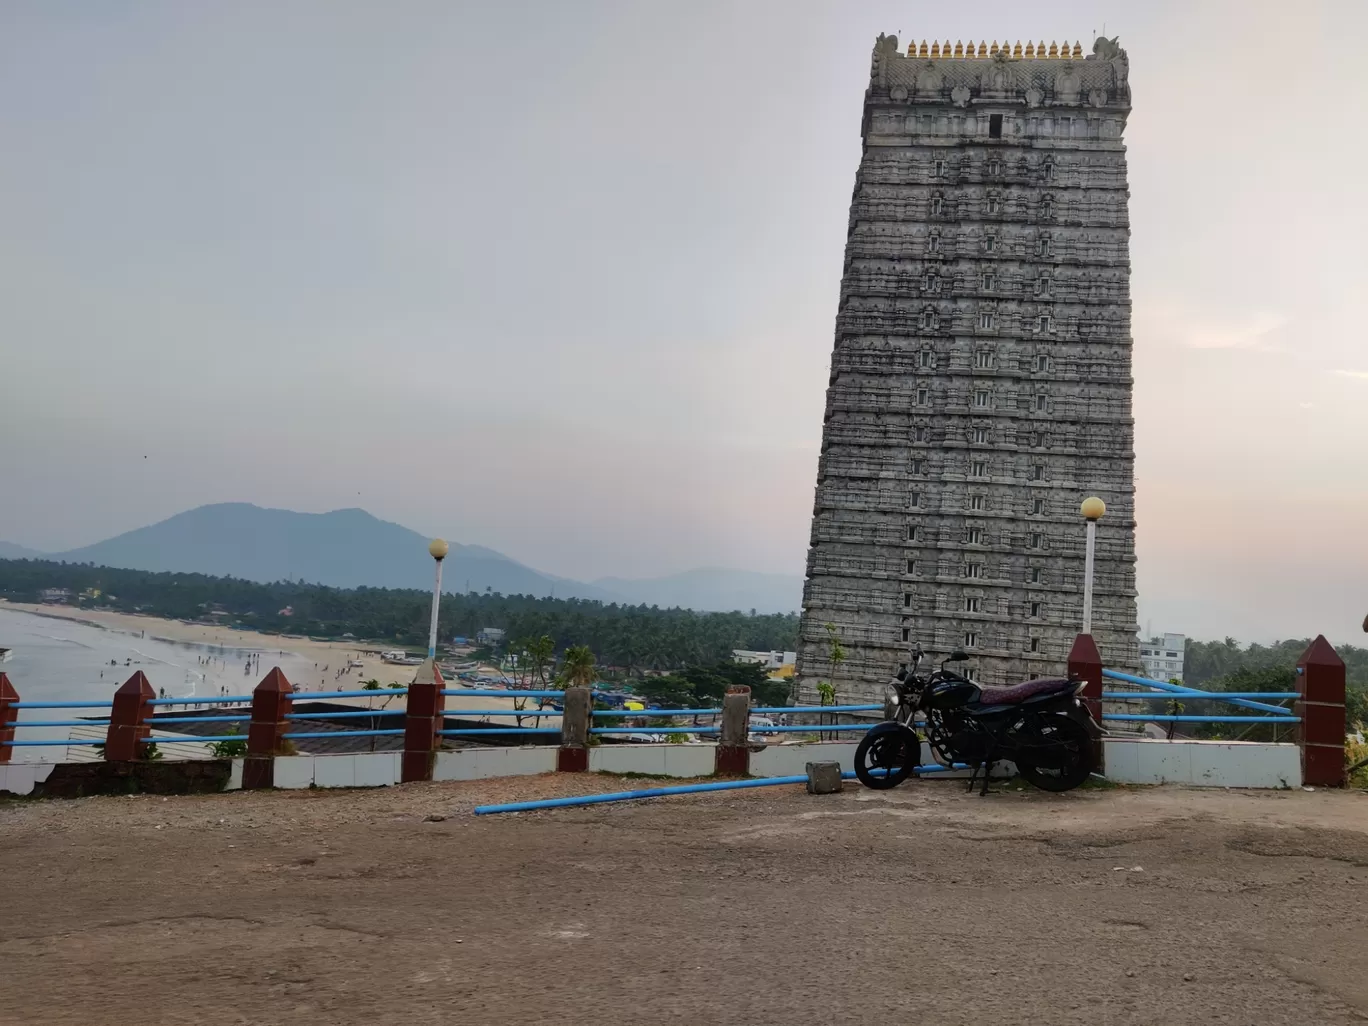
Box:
[854,644,1099,795]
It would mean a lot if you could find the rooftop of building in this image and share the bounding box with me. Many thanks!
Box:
[904,40,1087,60]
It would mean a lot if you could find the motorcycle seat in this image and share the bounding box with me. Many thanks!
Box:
[976,678,1076,705]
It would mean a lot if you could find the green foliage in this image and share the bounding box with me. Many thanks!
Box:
[558,644,596,688]
[815,681,836,706]
[361,679,382,691]
[0,558,797,672]
[1187,666,1299,742]
[208,726,248,758]
[387,681,404,689]
[632,662,790,710]
[1184,637,1368,730]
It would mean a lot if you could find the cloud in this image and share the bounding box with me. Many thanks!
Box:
[1181,310,1288,350]
[1134,303,1290,352]
[1333,369,1368,380]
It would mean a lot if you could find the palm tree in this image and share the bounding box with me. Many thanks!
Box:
[558,644,596,688]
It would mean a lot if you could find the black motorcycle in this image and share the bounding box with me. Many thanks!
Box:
[853,645,1099,794]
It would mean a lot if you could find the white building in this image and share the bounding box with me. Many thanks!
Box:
[1139,633,1185,683]
[732,650,798,671]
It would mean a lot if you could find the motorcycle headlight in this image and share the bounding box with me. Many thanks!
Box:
[883,686,900,708]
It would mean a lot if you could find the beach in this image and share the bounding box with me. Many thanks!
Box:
[0,601,425,696]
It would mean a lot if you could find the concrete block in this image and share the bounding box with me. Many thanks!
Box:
[273,756,315,789]
[751,742,862,778]
[353,753,399,788]
[313,755,356,789]
[805,761,844,794]
[227,758,244,791]
[662,744,716,778]
[0,764,37,796]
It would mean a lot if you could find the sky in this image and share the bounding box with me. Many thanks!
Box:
[1,1,1365,644]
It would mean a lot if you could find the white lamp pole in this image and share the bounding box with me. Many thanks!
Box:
[427,539,449,660]
[1079,497,1106,635]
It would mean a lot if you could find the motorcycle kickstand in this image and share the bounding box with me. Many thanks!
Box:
[965,762,981,794]
[977,749,1000,797]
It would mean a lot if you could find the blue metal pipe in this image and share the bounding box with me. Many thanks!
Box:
[297,688,409,699]
[440,688,564,698]
[1101,691,1298,701]
[150,715,252,724]
[11,719,111,728]
[3,738,105,746]
[473,765,972,815]
[441,709,562,717]
[437,728,561,736]
[591,727,720,735]
[1101,670,1291,716]
[750,705,883,714]
[1102,714,1299,723]
[592,708,721,717]
[10,700,114,710]
[283,709,405,720]
[280,729,405,739]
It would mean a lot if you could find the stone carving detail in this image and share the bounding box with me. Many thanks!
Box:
[1025,86,1043,108]
[1089,87,1108,108]
[915,64,944,97]
[951,84,971,107]
[890,84,908,101]
[1055,64,1082,103]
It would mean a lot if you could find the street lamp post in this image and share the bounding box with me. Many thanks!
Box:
[1079,497,1106,635]
[427,539,449,661]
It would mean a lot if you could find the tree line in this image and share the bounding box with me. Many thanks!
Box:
[0,558,799,673]
[1175,637,1367,740]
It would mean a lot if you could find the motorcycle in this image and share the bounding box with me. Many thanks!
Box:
[853,644,1100,795]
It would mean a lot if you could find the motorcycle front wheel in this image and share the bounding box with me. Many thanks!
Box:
[1014,713,1094,793]
[854,728,917,790]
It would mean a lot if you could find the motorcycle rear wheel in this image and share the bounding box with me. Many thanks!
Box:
[1014,714,1094,793]
[854,729,917,790]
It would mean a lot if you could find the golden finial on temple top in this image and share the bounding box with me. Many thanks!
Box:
[953,41,963,57]
[943,39,951,56]
[930,40,940,57]
[907,40,915,56]
[1038,40,1047,57]
[1012,40,1023,58]
[1024,41,1034,57]
[1072,40,1083,58]
[1048,41,1058,58]
[919,39,929,57]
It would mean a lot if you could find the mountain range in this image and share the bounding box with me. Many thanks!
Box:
[4,504,803,614]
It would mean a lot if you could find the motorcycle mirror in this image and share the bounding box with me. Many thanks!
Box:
[947,649,968,662]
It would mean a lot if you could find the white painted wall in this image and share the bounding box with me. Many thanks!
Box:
[0,762,55,796]
[1103,739,1300,788]
[433,746,557,781]
[587,743,715,778]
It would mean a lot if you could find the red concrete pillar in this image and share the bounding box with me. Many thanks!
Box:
[556,686,592,772]
[105,671,155,761]
[714,685,751,777]
[1295,635,1346,788]
[243,668,294,789]
[402,660,446,783]
[0,673,18,764]
[1067,633,1104,773]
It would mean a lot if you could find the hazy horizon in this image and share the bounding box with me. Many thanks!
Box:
[3,1,1366,645]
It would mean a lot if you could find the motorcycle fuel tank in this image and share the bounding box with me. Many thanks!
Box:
[924,679,978,711]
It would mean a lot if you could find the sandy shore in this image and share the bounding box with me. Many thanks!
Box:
[0,601,423,689]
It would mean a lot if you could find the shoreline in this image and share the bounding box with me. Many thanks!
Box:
[0,601,422,688]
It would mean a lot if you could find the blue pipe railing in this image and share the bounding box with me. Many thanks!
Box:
[1101,669,1294,718]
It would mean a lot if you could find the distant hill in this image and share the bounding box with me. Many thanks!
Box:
[0,542,43,560]
[42,503,804,613]
[50,504,615,600]
[594,567,802,614]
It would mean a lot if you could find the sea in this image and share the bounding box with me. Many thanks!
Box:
[0,606,320,760]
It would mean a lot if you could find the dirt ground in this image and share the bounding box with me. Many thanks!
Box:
[3,777,1368,1026]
